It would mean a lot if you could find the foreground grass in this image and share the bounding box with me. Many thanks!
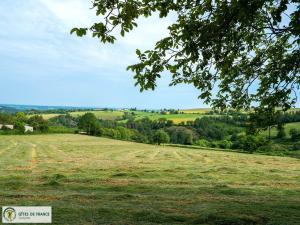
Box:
[0,134,299,225]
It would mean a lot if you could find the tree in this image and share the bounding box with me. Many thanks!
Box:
[78,113,98,135]
[276,123,286,139]
[15,112,28,123]
[72,1,300,111]
[247,107,280,140]
[153,129,170,145]
[166,126,195,145]
[28,115,49,132]
[14,121,25,133]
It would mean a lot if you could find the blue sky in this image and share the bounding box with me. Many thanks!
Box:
[0,0,205,109]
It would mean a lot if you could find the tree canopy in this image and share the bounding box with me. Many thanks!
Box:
[72,0,300,110]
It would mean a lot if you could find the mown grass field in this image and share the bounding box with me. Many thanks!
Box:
[0,134,299,225]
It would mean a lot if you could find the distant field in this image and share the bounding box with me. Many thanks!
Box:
[180,108,212,114]
[134,112,204,124]
[38,111,124,120]
[260,122,300,138]
[38,113,61,120]
[39,110,205,124]
[70,110,124,120]
[0,134,299,224]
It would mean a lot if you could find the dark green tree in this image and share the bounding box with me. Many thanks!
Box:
[78,113,98,135]
[276,123,286,139]
[247,107,280,140]
[28,115,49,132]
[72,0,300,110]
[166,126,195,144]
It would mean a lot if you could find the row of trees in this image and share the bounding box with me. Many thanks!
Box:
[0,112,49,133]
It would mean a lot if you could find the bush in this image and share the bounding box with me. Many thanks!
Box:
[231,134,247,149]
[257,144,288,152]
[292,141,300,151]
[132,132,149,143]
[231,134,267,152]
[217,140,232,149]
[48,126,76,134]
[290,128,300,141]
[194,139,210,147]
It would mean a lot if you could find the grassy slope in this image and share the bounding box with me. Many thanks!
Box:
[0,134,299,225]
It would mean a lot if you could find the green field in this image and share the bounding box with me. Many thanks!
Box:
[133,112,205,124]
[39,110,206,124]
[0,134,299,224]
[260,122,300,138]
[39,111,124,120]
[179,108,212,114]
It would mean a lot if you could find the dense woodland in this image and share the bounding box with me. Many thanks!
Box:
[1,109,300,156]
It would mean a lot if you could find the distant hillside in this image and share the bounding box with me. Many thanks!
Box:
[0,105,19,113]
[0,104,94,113]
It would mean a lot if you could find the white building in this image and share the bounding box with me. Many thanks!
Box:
[24,125,34,133]
[0,124,2,129]
[4,125,14,129]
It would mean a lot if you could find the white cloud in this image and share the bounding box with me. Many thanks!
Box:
[0,1,178,88]
[38,0,96,28]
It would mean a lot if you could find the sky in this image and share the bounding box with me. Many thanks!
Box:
[0,1,298,109]
[0,0,205,109]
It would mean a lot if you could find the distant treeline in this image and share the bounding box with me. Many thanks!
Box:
[49,111,300,153]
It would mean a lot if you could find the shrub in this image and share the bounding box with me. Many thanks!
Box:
[194,139,210,147]
[218,140,233,149]
[290,128,300,141]
[231,134,247,149]
[231,134,267,152]
[209,141,219,148]
[292,141,300,151]
[132,132,149,143]
[257,144,288,152]
[48,126,76,134]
